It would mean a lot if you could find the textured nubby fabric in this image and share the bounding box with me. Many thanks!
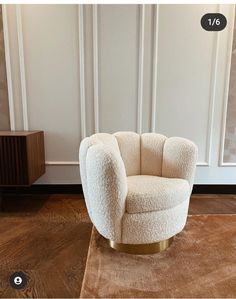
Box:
[79,133,120,223]
[122,200,189,244]
[79,132,198,244]
[114,132,141,176]
[141,133,167,176]
[86,144,127,242]
[162,137,198,188]
[126,175,190,214]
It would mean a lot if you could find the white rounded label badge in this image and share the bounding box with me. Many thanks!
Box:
[9,272,27,289]
[14,276,23,285]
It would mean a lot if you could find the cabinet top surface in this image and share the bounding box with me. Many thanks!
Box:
[0,131,43,136]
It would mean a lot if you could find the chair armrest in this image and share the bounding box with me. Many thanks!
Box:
[162,137,198,189]
[86,144,127,242]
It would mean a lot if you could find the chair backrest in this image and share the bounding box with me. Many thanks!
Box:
[80,132,196,181]
[140,133,167,176]
[114,132,141,176]
[113,132,167,176]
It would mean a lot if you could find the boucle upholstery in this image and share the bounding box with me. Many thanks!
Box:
[141,133,167,176]
[114,132,140,176]
[79,133,126,241]
[79,133,121,223]
[162,137,198,188]
[79,131,198,244]
[126,175,190,214]
[122,199,189,244]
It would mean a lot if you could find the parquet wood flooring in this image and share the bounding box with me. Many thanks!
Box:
[0,193,235,297]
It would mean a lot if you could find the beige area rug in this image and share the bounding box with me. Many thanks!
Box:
[80,215,236,298]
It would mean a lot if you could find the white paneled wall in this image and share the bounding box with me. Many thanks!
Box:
[2,4,236,184]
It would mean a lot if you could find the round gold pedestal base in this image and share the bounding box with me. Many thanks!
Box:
[109,237,174,255]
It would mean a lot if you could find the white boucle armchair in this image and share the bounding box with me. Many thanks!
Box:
[79,132,198,254]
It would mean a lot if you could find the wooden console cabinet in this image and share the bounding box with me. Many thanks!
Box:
[0,131,45,186]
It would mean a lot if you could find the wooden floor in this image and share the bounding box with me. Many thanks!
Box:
[0,193,235,298]
[189,194,236,215]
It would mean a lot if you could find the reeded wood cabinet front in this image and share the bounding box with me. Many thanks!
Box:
[0,131,45,186]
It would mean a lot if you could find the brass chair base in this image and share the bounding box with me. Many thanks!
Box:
[109,237,174,255]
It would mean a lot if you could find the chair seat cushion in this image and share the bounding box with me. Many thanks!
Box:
[126,175,190,214]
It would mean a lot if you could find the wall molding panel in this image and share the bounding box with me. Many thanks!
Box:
[45,161,80,166]
[202,29,219,167]
[151,4,159,133]
[137,5,145,134]
[219,4,235,167]
[197,162,210,167]
[2,5,15,131]
[200,5,222,167]
[92,5,100,133]
[3,4,236,184]
[78,5,86,139]
[16,5,29,131]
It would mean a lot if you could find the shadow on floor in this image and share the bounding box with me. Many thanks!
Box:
[0,194,50,217]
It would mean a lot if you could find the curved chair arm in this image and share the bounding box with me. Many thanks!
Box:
[162,137,198,189]
[86,144,128,242]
